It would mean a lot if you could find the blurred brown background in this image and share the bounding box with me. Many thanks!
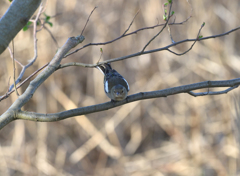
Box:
[1,0,240,175]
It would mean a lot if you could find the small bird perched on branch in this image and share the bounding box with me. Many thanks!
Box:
[96,63,130,101]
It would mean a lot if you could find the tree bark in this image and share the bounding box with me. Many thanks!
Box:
[0,0,41,55]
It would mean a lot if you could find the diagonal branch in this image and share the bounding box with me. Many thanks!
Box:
[81,6,98,36]
[141,2,173,53]
[0,62,49,102]
[0,35,85,130]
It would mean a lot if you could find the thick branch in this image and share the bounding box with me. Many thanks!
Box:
[0,0,41,55]
[0,62,49,102]
[0,35,85,130]
[16,78,240,123]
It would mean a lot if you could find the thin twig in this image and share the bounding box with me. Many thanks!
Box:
[167,22,205,56]
[7,44,19,96]
[64,13,191,58]
[8,3,44,92]
[141,2,173,53]
[14,59,24,67]
[7,77,11,91]
[97,48,103,64]
[43,25,59,48]
[59,25,240,69]
[122,10,140,35]
[41,0,48,13]
[188,85,239,97]
[81,6,97,36]
[0,63,49,102]
[36,18,44,32]
[12,40,19,96]
[167,24,175,43]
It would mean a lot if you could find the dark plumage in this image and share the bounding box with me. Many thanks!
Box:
[97,63,129,101]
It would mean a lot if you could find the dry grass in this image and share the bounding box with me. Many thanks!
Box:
[1,0,240,175]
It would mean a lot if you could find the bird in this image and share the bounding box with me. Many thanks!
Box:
[96,63,130,101]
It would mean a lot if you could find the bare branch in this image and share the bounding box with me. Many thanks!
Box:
[43,25,60,48]
[122,10,140,35]
[167,22,205,56]
[7,44,19,96]
[0,0,42,55]
[0,35,85,129]
[64,6,190,58]
[15,77,240,123]
[14,58,24,67]
[8,3,44,92]
[81,6,98,36]
[141,2,173,53]
[12,41,19,96]
[0,63,49,102]
[59,26,240,69]
[58,62,91,69]
[167,24,175,43]
[188,85,239,97]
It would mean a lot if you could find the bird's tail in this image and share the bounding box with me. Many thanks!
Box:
[104,63,112,70]
[96,63,113,75]
[96,65,105,75]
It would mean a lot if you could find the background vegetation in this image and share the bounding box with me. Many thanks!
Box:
[0,0,240,175]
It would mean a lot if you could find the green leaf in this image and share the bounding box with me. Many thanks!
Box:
[22,26,29,31]
[46,21,53,27]
[164,2,168,7]
[44,13,51,21]
[46,16,51,21]
[202,22,205,27]
[198,35,203,39]
[22,21,32,31]
[171,11,175,16]
[27,21,32,26]
[163,14,167,21]
[168,0,172,3]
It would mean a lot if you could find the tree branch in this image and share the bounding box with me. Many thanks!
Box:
[188,85,239,96]
[167,22,205,56]
[0,35,85,130]
[8,2,44,92]
[58,25,240,69]
[15,78,240,123]
[141,2,173,53]
[0,0,42,55]
[64,5,190,58]
[0,62,49,102]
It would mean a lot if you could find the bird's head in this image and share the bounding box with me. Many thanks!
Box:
[110,84,128,101]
